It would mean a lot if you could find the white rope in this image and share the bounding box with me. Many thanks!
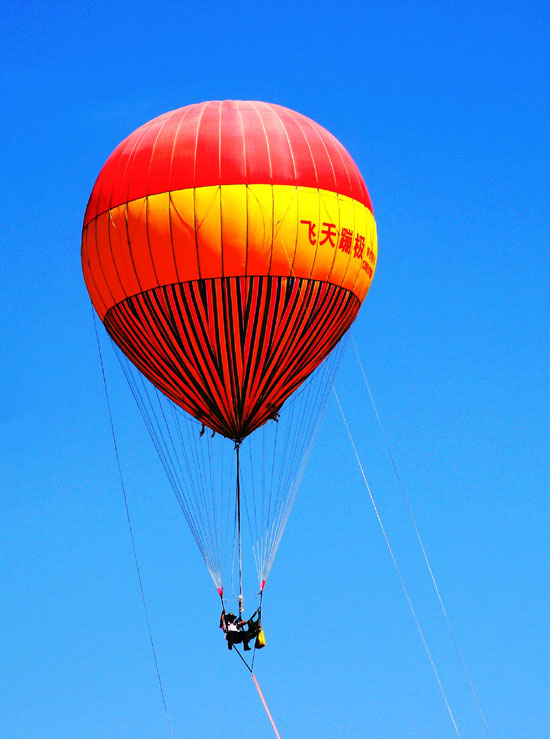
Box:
[350,334,492,738]
[331,381,461,737]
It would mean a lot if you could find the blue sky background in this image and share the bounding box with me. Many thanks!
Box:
[2,1,549,736]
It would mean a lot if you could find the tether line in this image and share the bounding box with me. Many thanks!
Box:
[92,309,174,739]
[350,333,491,738]
[331,380,461,737]
[251,673,282,739]
[230,650,281,739]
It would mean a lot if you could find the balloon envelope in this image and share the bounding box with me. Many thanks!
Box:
[82,101,377,440]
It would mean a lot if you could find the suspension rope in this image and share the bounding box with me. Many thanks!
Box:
[236,444,244,615]
[251,673,282,739]
[229,648,281,739]
[92,309,174,739]
[331,380,461,737]
[350,334,492,738]
[250,590,263,674]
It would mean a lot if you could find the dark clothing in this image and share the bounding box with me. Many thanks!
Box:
[226,628,251,651]
[220,611,251,650]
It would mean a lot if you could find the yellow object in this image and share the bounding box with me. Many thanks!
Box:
[255,628,267,649]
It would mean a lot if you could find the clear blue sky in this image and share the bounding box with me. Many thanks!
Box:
[2,1,549,736]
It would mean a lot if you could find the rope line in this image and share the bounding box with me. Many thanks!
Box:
[231,639,282,739]
[350,334,492,738]
[92,309,174,739]
[251,673,282,739]
[331,380,461,737]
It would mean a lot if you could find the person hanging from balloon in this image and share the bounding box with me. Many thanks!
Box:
[220,608,265,651]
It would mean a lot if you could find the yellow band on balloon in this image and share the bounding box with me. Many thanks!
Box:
[82,184,378,320]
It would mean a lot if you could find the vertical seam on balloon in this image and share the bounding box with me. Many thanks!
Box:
[211,280,235,431]
[168,192,178,283]
[324,192,340,286]
[327,131,353,196]
[288,109,318,185]
[303,119,338,286]
[251,102,274,276]
[312,187,321,282]
[218,101,223,181]
[244,278,275,418]
[145,114,177,285]
[166,110,194,289]
[144,195,161,287]
[271,108,298,180]
[217,188,224,278]
[308,120,338,191]
[121,126,153,294]
[83,225,108,318]
[350,204,368,298]
[93,214,118,310]
[269,110,299,276]
[205,278,231,430]
[291,185,299,277]
[168,105,191,189]
[241,277,262,419]
[245,185,249,278]
[217,104,225,279]
[235,104,248,276]
[193,104,208,280]
[122,123,154,221]
[193,102,208,183]
[269,184,275,276]
[288,113,320,280]
[193,187,201,280]
[239,276,255,416]
[250,101,273,181]
[232,278,246,422]
[106,207,127,299]
[338,194,356,291]
[124,200,145,294]
[223,280,242,431]
[237,103,247,179]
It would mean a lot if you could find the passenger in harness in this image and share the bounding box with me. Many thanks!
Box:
[220,611,251,651]
[220,609,265,651]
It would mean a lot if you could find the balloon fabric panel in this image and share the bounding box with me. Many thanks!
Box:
[104,277,359,441]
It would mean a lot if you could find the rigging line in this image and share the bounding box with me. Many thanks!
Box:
[119,356,217,581]
[250,590,263,673]
[331,381,461,738]
[251,673,282,739]
[236,444,244,614]
[92,310,174,739]
[263,348,344,580]
[231,644,252,673]
[350,334,492,738]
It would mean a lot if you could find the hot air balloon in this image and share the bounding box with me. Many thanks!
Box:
[83,100,377,620]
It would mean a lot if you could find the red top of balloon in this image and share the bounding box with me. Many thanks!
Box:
[84,100,372,226]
